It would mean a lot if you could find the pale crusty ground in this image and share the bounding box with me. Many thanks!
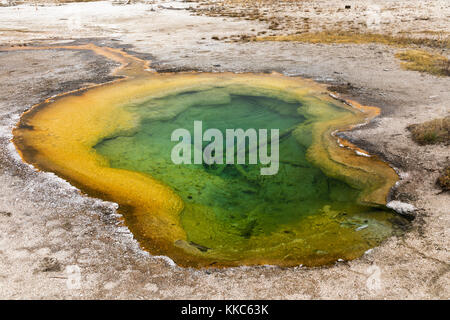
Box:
[190,0,450,40]
[0,1,448,299]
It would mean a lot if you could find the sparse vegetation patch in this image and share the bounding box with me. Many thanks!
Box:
[437,166,450,192]
[255,31,450,49]
[407,117,450,145]
[395,50,450,77]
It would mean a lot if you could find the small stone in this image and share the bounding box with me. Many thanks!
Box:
[387,200,416,219]
[144,283,159,293]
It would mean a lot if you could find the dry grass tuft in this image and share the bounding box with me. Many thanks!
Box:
[255,31,450,49]
[407,117,450,145]
[395,50,450,76]
[255,32,450,77]
[437,166,450,192]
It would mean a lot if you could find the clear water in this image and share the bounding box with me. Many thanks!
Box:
[94,89,402,265]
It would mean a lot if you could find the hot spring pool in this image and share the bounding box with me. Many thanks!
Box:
[14,72,406,267]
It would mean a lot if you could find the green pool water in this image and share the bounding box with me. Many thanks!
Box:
[94,87,403,265]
